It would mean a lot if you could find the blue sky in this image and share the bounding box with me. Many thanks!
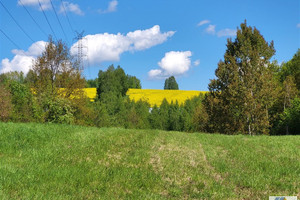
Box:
[0,0,299,90]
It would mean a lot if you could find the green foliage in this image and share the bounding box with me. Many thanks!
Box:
[8,81,37,122]
[128,75,141,89]
[86,78,98,88]
[0,72,42,122]
[72,98,95,126]
[164,76,179,90]
[21,37,88,125]
[97,65,141,100]
[159,99,170,130]
[147,95,206,132]
[192,103,209,132]
[44,97,75,124]
[0,84,12,121]
[94,65,143,128]
[168,101,181,131]
[275,98,300,135]
[97,65,127,98]
[0,71,25,84]
[29,37,86,99]
[93,101,111,127]
[279,49,300,91]
[208,20,277,135]
[125,99,150,129]
[148,105,163,129]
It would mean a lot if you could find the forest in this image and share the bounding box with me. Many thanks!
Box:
[0,21,299,135]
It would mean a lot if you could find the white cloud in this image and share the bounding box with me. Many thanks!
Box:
[98,0,118,14]
[205,25,216,35]
[0,41,47,74]
[217,28,236,37]
[193,59,200,66]
[70,25,175,64]
[297,23,300,28]
[203,24,236,37]
[197,20,210,26]
[59,1,84,16]
[148,69,163,78]
[126,25,175,50]
[148,51,192,79]
[18,0,51,10]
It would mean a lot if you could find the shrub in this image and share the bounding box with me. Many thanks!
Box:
[0,85,12,121]
[45,97,75,124]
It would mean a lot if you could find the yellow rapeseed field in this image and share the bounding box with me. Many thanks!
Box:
[83,88,97,101]
[126,89,207,107]
[34,88,207,105]
[56,88,97,101]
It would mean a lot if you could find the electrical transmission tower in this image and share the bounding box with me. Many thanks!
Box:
[74,31,87,71]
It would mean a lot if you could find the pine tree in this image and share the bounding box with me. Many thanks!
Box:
[208,20,277,135]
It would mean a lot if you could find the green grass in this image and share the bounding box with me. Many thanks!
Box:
[0,123,299,199]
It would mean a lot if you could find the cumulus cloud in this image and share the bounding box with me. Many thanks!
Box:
[148,69,163,78]
[197,20,210,26]
[0,41,47,74]
[59,1,84,16]
[98,0,118,14]
[126,25,175,50]
[217,28,236,37]
[18,0,51,10]
[148,51,193,79]
[297,23,300,28]
[70,25,175,64]
[205,25,216,35]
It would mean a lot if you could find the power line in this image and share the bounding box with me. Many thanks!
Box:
[59,0,75,34]
[19,0,48,38]
[37,0,58,41]
[49,0,68,43]
[0,28,21,49]
[0,0,36,44]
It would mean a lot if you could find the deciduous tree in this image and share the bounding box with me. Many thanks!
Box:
[208,20,277,135]
[29,37,85,99]
[164,76,179,90]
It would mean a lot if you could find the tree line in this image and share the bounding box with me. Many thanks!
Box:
[0,21,299,135]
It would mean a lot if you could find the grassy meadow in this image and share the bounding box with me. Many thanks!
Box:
[0,122,299,199]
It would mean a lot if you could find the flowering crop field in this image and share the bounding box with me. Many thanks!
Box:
[36,88,207,105]
[55,88,97,101]
[126,88,208,107]
[83,88,97,101]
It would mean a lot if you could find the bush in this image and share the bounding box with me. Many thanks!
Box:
[45,97,75,124]
[0,85,12,121]
[9,81,37,122]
